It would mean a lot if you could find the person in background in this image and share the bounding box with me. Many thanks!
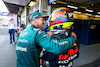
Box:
[19,23,26,32]
[16,12,77,67]
[8,18,15,44]
[21,21,26,30]
[16,23,26,40]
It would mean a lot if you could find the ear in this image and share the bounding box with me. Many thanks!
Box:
[31,18,37,24]
[32,18,36,21]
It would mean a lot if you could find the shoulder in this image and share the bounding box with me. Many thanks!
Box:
[38,30,46,34]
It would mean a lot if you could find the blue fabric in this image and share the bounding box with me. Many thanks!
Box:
[49,61,57,67]
[41,40,79,67]
[9,29,15,42]
[21,24,26,30]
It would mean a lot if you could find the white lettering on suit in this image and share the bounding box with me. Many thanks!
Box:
[53,40,68,45]
[18,39,28,43]
[20,32,28,37]
[16,46,27,52]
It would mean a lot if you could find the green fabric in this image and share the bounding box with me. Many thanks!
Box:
[16,23,75,67]
[30,12,42,20]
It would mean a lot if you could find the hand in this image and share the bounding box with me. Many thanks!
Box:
[71,32,77,40]
[47,31,54,36]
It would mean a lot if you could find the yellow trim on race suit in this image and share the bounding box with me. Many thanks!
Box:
[50,22,74,29]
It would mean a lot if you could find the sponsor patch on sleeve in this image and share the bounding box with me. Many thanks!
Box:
[34,28,40,30]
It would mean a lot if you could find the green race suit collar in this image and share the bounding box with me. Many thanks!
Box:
[27,23,37,28]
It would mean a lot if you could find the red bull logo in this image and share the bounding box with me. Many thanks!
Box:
[50,18,65,26]
[59,46,79,61]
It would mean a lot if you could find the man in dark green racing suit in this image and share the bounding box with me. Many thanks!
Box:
[16,12,77,67]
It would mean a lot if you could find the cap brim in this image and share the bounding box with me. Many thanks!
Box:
[38,15,49,18]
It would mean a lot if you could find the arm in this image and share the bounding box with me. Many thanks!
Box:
[14,23,16,26]
[36,30,75,54]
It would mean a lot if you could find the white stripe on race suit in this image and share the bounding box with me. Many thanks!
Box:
[53,40,68,45]
[38,30,44,34]
[38,30,49,37]
[43,34,49,37]
[20,32,28,37]
[18,39,28,43]
[27,24,31,27]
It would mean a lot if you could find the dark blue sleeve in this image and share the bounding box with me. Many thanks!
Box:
[41,50,58,61]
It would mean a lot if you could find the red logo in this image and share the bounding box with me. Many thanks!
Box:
[59,46,79,61]
[50,18,65,26]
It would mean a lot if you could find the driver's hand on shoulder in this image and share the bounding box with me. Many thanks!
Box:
[47,31,54,36]
[71,32,77,40]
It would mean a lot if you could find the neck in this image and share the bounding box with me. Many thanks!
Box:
[31,22,37,27]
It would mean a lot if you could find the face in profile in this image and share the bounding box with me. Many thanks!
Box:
[36,17,45,30]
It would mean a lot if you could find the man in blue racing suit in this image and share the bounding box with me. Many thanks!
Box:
[40,7,79,67]
[16,12,77,67]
